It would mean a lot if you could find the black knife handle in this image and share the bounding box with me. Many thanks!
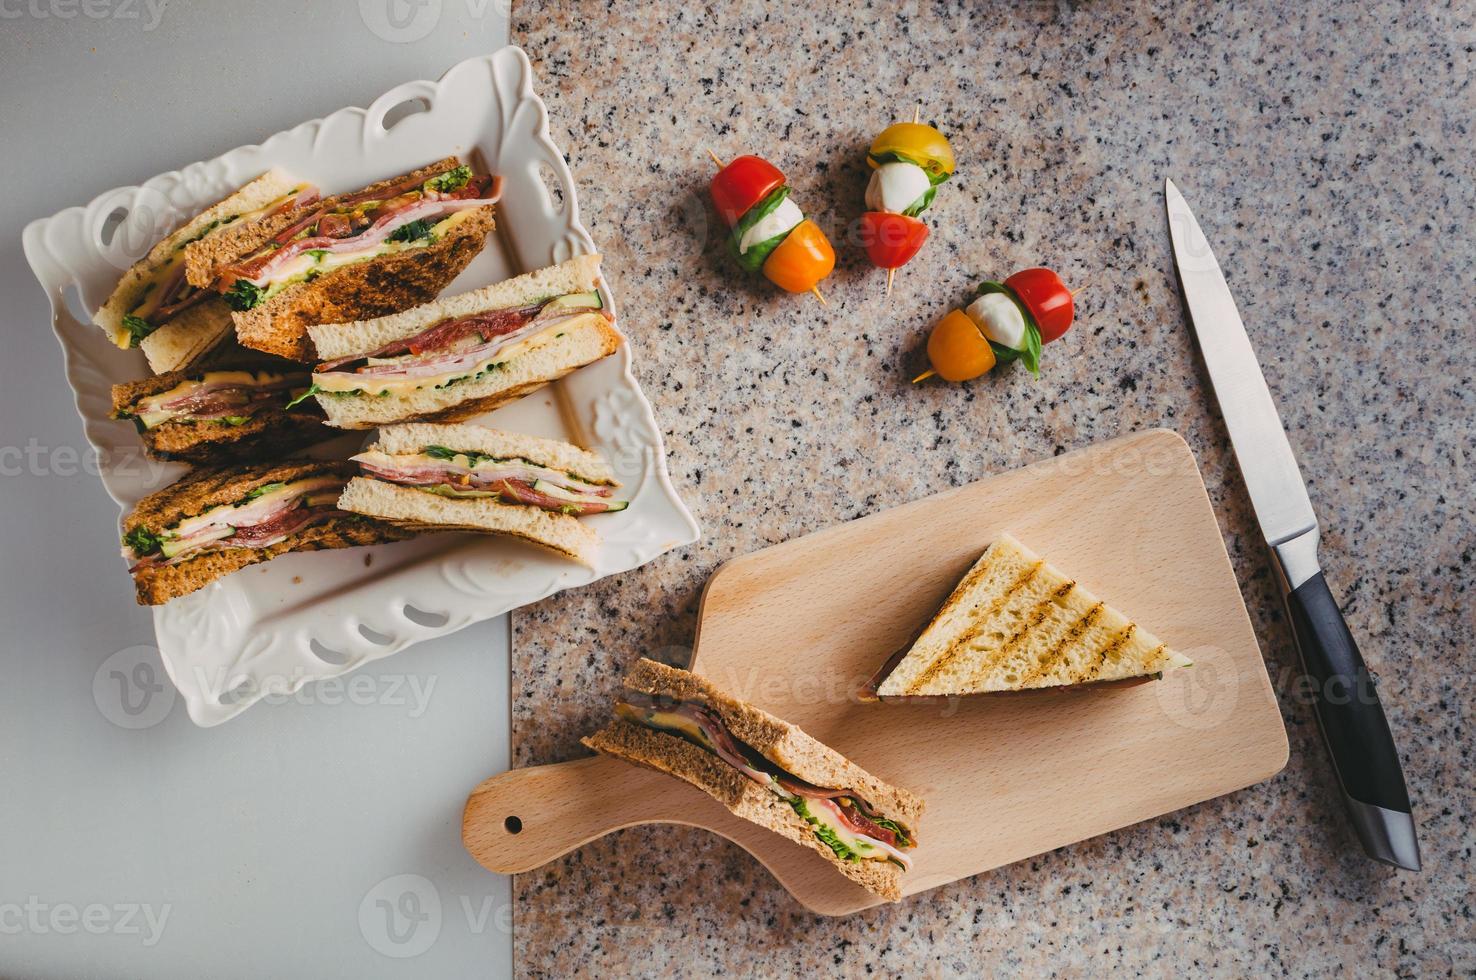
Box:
[1286,572,1411,813]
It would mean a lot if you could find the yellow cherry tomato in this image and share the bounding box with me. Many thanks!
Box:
[868,122,956,181]
[761,220,836,293]
[926,309,995,381]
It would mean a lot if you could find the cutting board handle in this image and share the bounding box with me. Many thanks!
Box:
[462,755,677,874]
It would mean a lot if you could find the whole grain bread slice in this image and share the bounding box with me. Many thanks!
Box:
[184,157,466,288]
[131,513,408,606]
[232,205,497,361]
[124,458,357,535]
[124,458,412,605]
[620,659,925,826]
[582,719,907,902]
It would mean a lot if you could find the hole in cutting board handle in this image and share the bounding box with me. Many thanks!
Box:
[378,96,432,132]
[503,816,522,834]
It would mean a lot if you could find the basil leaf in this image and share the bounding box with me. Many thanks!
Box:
[975,280,1042,375]
[727,186,791,273]
[867,149,952,185]
[901,184,937,218]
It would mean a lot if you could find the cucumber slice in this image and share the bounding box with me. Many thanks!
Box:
[545,290,603,312]
[160,525,233,558]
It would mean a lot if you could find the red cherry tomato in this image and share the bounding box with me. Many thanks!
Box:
[859,211,929,269]
[709,155,786,228]
[1003,267,1074,343]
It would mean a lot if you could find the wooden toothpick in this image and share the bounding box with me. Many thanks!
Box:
[811,285,829,307]
[912,369,937,383]
[706,148,725,169]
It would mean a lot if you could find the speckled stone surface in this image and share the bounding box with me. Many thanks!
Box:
[507,2,1473,975]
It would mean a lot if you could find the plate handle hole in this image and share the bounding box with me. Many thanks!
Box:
[99,206,128,248]
[538,163,565,214]
[61,283,90,324]
[504,816,522,834]
[402,604,449,628]
[309,639,350,665]
[379,96,432,132]
[357,623,394,646]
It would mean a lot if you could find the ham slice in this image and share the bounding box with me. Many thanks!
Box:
[221,174,502,286]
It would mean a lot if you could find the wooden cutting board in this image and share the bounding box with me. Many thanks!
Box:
[463,429,1288,915]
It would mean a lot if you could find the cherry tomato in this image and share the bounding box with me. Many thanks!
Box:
[925,309,995,382]
[761,219,835,293]
[867,123,956,182]
[859,211,930,269]
[709,155,786,228]
[1003,268,1073,343]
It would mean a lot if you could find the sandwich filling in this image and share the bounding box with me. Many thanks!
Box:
[615,694,916,869]
[118,185,319,347]
[304,291,608,399]
[123,475,346,569]
[115,370,311,430]
[349,444,627,516]
[216,167,503,311]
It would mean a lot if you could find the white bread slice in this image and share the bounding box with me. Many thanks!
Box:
[371,423,618,485]
[875,534,1192,697]
[314,313,621,429]
[309,253,603,359]
[94,169,303,363]
[336,476,600,565]
[136,299,236,374]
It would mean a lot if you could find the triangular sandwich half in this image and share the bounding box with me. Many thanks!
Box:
[335,422,626,566]
[584,659,924,902]
[868,533,1192,699]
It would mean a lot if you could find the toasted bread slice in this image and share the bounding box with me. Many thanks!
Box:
[871,534,1192,698]
[231,205,496,361]
[583,659,925,902]
[336,476,600,565]
[124,459,410,605]
[94,168,307,373]
[111,357,333,465]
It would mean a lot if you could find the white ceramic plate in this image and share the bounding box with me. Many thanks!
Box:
[22,47,699,727]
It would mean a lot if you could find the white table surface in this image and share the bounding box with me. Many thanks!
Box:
[0,4,516,977]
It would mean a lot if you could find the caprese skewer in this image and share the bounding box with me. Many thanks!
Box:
[914,267,1075,382]
[860,110,955,295]
[707,151,836,306]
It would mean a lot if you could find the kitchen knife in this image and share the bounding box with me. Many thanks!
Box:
[1164,178,1420,871]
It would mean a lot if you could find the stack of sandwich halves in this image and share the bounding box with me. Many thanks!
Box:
[102,158,625,605]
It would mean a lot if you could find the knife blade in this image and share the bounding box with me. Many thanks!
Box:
[1165,178,1421,871]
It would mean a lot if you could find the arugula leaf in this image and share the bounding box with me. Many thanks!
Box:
[387,218,434,244]
[868,815,913,848]
[305,248,330,260]
[422,164,472,195]
[284,384,321,409]
[218,416,250,427]
[121,314,153,347]
[122,526,163,556]
[223,279,265,311]
[244,482,285,501]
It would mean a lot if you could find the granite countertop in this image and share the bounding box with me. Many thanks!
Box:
[508,2,1473,974]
